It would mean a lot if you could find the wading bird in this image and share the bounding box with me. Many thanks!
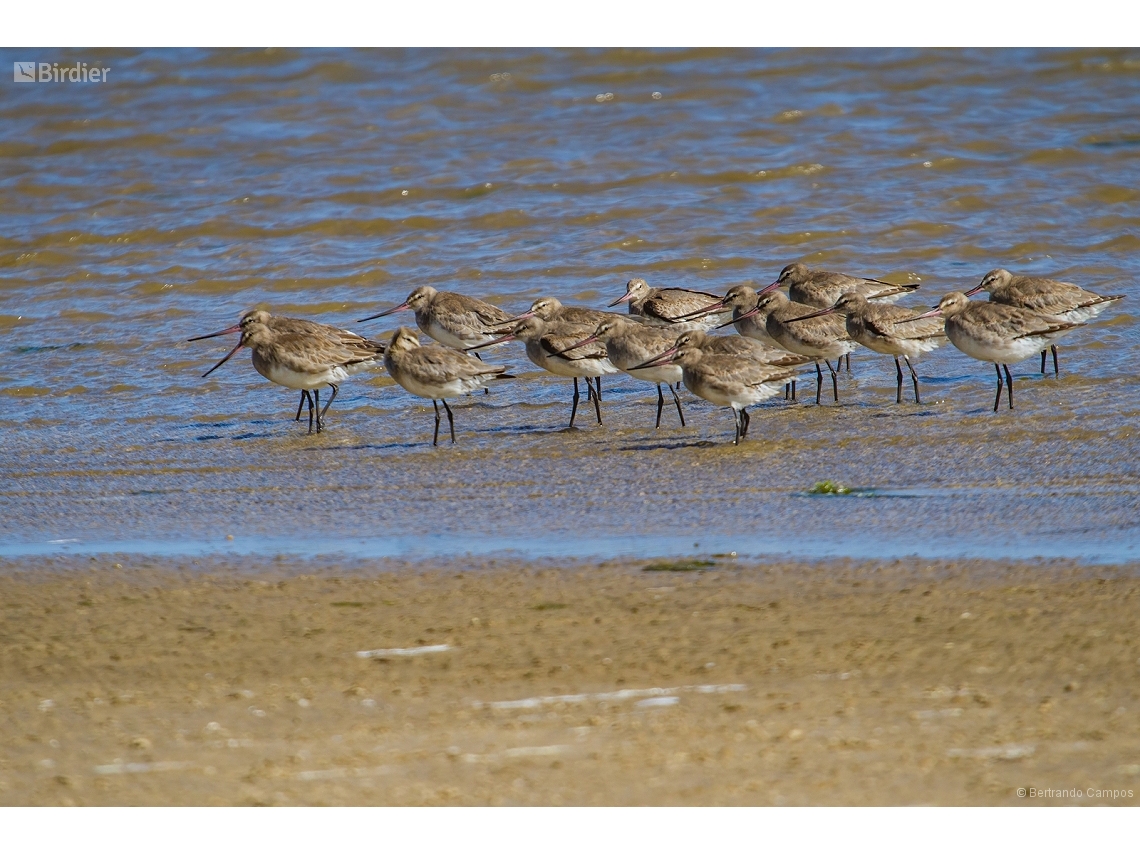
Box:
[383,327,511,445]
[964,268,1124,376]
[192,310,386,433]
[925,292,1085,412]
[787,293,946,404]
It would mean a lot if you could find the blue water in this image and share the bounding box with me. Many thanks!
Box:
[2,48,1139,566]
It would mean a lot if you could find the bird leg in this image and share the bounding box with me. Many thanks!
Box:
[320,384,338,419]
[295,391,311,421]
[313,388,322,433]
[814,362,824,405]
[741,407,751,438]
[825,360,839,403]
[904,357,921,404]
[894,356,904,404]
[992,363,1003,413]
[443,398,456,443]
[732,408,742,445]
[305,391,315,434]
[1040,350,1047,376]
[669,383,686,427]
[595,376,602,401]
[845,353,851,372]
[569,378,580,428]
[655,384,665,429]
[473,351,489,393]
[586,377,603,424]
[1051,344,1059,377]
[432,399,441,446]
[1003,363,1014,410]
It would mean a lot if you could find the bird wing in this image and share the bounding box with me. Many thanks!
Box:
[697,354,797,395]
[857,280,920,300]
[1001,279,1107,314]
[975,303,1084,339]
[259,331,371,373]
[643,289,724,323]
[540,330,608,361]
[410,345,507,380]
[437,293,515,330]
[270,319,384,364]
[864,309,945,341]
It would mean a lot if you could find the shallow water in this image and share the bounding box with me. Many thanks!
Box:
[2,48,1138,563]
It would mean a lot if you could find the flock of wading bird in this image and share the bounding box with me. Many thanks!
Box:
[189,263,1125,446]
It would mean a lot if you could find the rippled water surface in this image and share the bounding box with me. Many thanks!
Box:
[2,48,1138,561]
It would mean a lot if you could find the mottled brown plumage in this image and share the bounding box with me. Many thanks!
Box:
[359,285,513,350]
[773,262,919,308]
[609,278,730,329]
[383,327,511,445]
[743,291,854,405]
[666,343,799,445]
[791,293,946,403]
[935,291,1085,412]
[471,315,617,428]
[558,315,686,428]
[965,268,1124,375]
[190,309,385,433]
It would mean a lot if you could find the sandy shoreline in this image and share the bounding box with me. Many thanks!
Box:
[2,554,1138,806]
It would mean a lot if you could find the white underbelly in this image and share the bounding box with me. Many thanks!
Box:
[421,318,503,351]
[772,331,854,361]
[685,373,784,410]
[1058,303,1111,324]
[392,371,485,400]
[255,357,349,390]
[623,364,683,385]
[854,331,945,359]
[529,347,617,379]
[946,324,1052,365]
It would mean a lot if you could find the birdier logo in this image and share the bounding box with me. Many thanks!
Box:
[13,61,110,83]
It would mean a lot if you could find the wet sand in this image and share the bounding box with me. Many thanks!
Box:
[2,555,1138,806]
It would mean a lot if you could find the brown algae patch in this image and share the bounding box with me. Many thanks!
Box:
[642,559,716,572]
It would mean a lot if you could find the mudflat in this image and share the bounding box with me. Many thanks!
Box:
[2,555,1138,806]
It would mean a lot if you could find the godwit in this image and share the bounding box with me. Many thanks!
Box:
[736,291,855,405]
[500,297,618,400]
[357,285,513,351]
[672,284,808,398]
[470,316,617,428]
[383,327,511,445]
[788,293,946,404]
[929,291,1085,411]
[635,328,811,402]
[637,340,798,445]
[193,311,385,433]
[506,296,613,329]
[672,284,783,348]
[671,329,810,368]
[189,310,382,424]
[608,278,730,330]
[555,315,687,428]
[964,268,1124,375]
[772,262,919,308]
